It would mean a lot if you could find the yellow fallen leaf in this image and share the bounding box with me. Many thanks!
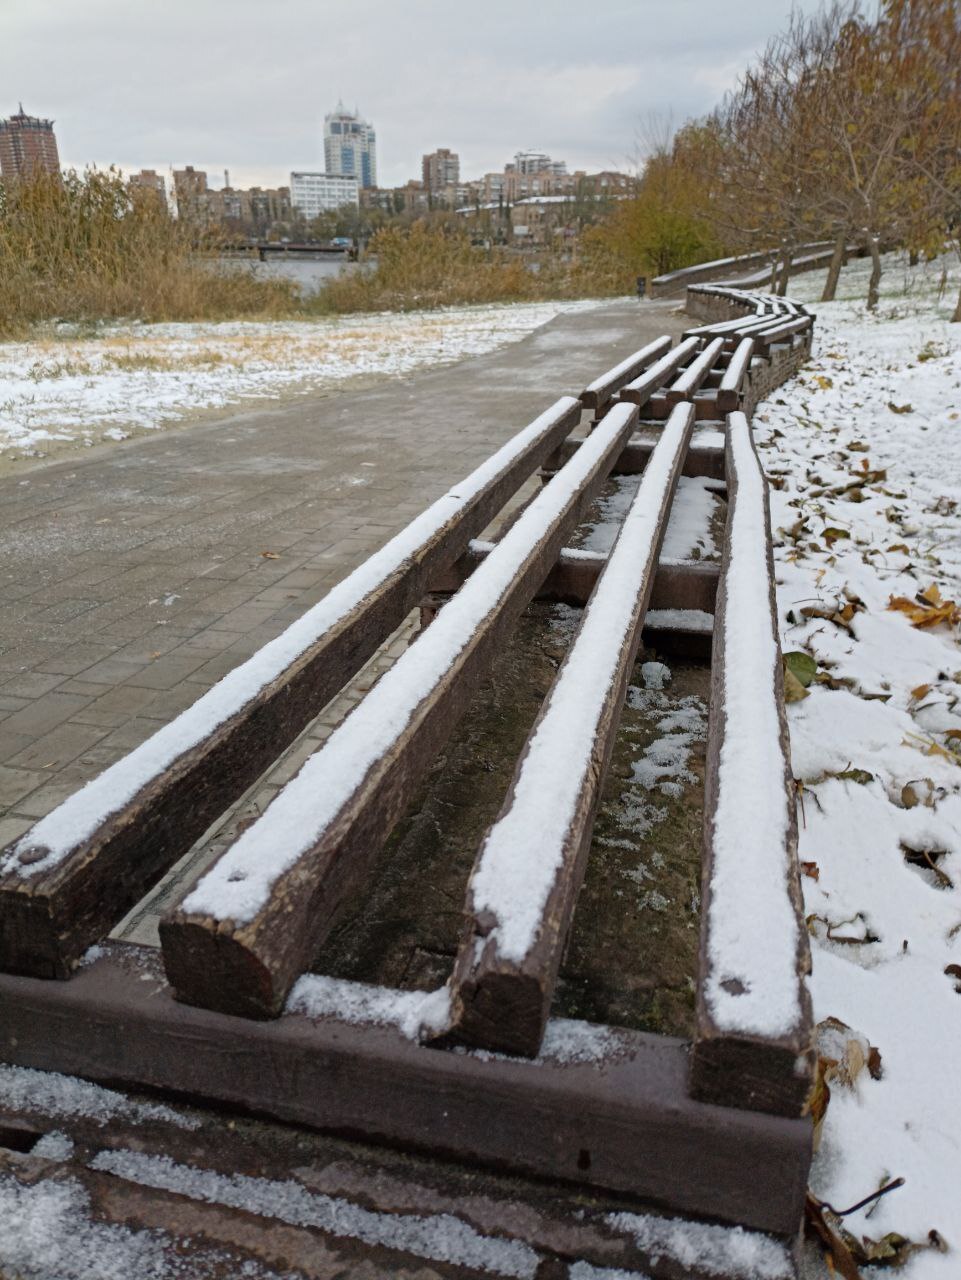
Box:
[910,684,932,701]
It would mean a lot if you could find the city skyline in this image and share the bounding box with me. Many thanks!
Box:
[1,0,826,191]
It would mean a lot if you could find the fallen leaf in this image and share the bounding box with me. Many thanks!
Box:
[910,683,932,701]
[260,551,280,560]
[814,374,834,389]
[784,668,810,702]
[801,860,821,880]
[784,651,818,687]
[886,543,910,553]
[823,526,850,545]
[887,401,914,414]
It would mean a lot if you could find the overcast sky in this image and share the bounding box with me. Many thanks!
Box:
[2,0,825,190]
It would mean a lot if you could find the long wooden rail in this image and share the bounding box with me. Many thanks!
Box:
[0,284,817,1262]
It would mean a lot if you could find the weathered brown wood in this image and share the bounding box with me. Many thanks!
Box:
[690,412,814,1118]
[751,316,811,356]
[0,945,813,1236]
[717,337,756,413]
[0,398,582,981]
[546,432,725,480]
[160,404,642,1020]
[618,336,700,405]
[429,546,720,612]
[579,334,673,410]
[441,405,697,1057]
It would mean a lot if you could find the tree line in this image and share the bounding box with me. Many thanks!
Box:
[591,0,961,318]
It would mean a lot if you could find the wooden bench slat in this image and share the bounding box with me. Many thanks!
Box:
[579,335,673,410]
[440,403,696,1056]
[717,337,756,412]
[666,336,725,404]
[546,431,725,480]
[0,397,582,980]
[618,336,700,405]
[690,412,814,1117]
[159,403,641,1019]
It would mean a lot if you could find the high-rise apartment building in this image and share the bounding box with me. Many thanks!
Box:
[0,105,60,181]
[290,171,359,219]
[323,104,376,189]
[511,150,567,177]
[421,148,460,195]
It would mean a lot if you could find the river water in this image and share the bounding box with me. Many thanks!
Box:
[222,255,366,296]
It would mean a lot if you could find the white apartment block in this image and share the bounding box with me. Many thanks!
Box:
[290,171,360,218]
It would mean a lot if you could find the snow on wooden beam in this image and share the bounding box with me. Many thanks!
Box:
[690,412,814,1118]
[618,337,700,406]
[666,337,725,404]
[717,338,755,413]
[440,404,696,1057]
[750,316,812,355]
[0,397,582,981]
[160,403,642,1021]
[580,335,673,411]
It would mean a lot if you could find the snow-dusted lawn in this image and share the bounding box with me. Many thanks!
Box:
[761,252,961,1276]
[0,300,600,460]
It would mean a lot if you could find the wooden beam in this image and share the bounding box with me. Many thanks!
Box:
[618,337,700,406]
[0,946,813,1237]
[690,413,814,1118]
[717,337,755,413]
[546,433,725,480]
[440,405,696,1056]
[580,335,673,411]
[160,404,642,1020]
[665,337,725,405]
[430,547,720,612]
[0,399,583,981]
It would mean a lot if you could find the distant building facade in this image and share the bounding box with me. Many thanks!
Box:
[510,150,567,177]
[0,105,60,180]
[422,148,460,196]
[128,169,167,203]
[323,104,376,189]
[290,171,360,218]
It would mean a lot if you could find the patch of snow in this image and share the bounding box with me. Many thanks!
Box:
[704,412,802,1038]
[640,661,671,690]
[0,301,601,456]
[0,1063,198,1130]
[286,974,450,1040]
[30,1131,75,1162]
[659,475,720,561]
[761,249,961,1273]
[607,1209,793,1280]
[88,1148,540,1278]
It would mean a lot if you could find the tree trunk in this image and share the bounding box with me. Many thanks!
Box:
[866,236,882,311]
[909,248,920,267]
[952,279,961,323]
[777,249,791,295]
[769,258,778,291]
[821,233,846,302]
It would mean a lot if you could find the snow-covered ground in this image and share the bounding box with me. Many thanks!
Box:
[761,252,961,1277]
[0,300,600,461]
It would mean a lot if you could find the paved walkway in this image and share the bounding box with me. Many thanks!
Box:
[0,298,686,847]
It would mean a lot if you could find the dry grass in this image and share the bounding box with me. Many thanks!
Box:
[0,173,627,335]
[308,222,626,314]
[0,170,297,336]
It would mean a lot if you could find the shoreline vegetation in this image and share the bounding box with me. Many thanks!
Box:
[0,171,636,339]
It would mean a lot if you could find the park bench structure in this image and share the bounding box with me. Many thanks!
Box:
[0,287,818,1276]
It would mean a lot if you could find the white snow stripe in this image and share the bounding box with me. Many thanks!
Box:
[467,404,693,963]
[669,338,724,396]
[5,397,579,877]
[719,338,756,393]
[582,335,672,398]
[704,413,801,1037]
[621,337,700,396]
[180,402,638,923]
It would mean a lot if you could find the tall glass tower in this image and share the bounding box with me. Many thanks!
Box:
[323,103,377,189]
